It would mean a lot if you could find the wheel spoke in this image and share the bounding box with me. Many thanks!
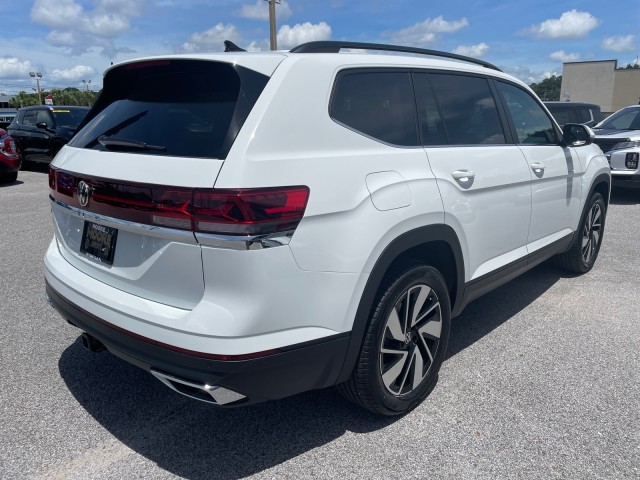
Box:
[418,315,442,339]
[381,351,409,391]
[411,348,425,390]
[418,334,435,363]
[386,307,405,342]
[410,285,431,328]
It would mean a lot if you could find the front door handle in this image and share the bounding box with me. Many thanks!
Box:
[530,162,545,174]
[451,170,475,183]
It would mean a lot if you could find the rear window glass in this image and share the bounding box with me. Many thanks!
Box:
[52,108,88,127]
[70,60,268,159]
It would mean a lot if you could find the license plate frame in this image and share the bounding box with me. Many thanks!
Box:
[80,221,118,265]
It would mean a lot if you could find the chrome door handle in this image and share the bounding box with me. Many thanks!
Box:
[451,170,475,182]
[530,162,545,174]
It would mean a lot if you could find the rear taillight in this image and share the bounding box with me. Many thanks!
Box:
[0,136,19,159]
[193,187,310,235]
[49,168,309,237]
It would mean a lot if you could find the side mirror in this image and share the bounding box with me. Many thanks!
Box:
[563,123,594,147]
[36,122,48,129]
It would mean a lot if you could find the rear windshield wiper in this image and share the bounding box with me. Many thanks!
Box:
[98,135,166,152]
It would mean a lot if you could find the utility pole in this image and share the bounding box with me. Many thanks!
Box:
[29,72,42,105]
[82,79,92,91]
[266,0,280,50]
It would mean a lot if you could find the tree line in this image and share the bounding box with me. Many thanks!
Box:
[9,87,100,108]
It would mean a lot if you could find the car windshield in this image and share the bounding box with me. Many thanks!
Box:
[597,108,640,131]
[51,108,88,128]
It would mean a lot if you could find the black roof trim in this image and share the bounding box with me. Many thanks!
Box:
[290,41,502,72]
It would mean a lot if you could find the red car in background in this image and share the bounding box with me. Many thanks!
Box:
[0,128,20,184]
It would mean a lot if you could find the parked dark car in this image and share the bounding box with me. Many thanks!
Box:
[8,106,89,164]
[544,101,604,128]
[0,128,21,184]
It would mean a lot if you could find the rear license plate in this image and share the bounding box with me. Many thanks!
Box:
[80,221,118,265]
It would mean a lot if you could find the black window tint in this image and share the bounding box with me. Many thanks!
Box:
[498,82,559,144]
[576,107,592,124]
[330,71,418,146]
[412,74,446,146]
[23,111,37,126]
[36,110,51,125]
[70,60,268,159]
[51,108,88,127]
[547,106,578,126]
[428,74,505,145]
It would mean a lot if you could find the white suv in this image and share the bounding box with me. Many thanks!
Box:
[45,41,611,415]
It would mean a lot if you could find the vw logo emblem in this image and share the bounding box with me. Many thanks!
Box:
[77,181,91,207]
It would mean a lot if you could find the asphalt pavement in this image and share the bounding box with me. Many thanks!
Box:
[1,168,638,480]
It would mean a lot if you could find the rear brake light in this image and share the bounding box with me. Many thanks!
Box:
[193,187,310,235]
[49,168,309,237]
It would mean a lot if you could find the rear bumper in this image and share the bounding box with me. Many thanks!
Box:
[0,154,20,172]
[46,281,350,406]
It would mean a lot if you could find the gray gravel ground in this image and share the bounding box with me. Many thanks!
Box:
[1,169,639,480]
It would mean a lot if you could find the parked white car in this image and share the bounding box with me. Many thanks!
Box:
[593,105,640,189]
[45,41,611,415]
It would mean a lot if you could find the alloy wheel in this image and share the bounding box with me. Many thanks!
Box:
[379,284,442,396]
[581,202,602,264]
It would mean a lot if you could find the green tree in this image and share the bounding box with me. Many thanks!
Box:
[624,63,639,69]
[530,75,562,101]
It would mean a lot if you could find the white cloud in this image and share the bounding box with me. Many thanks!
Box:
[238,0,292,21]
[523,10,599,40]
[453,43,489,58]
[277,22,332,50]
[601,35,635,52]
[550,50,581,62]
[179,23,241,53]
[386,17,469,46]
[0,57,34,79]
[30,0,146,58]
[50,65,96,82]
[503,65,559,85]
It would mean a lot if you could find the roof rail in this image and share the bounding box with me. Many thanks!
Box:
[289,41,502,72]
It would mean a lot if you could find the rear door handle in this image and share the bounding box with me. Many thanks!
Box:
[451,170,475,182]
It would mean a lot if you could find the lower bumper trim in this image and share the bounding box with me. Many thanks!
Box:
[46,280,351,406]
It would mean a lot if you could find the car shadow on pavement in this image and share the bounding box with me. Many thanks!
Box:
[58,340,395,480]
[609,188,639,205]
[446,262,561,359]
[58,262,562,479]
[0,180,24,187]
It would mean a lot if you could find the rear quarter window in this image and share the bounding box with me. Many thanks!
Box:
[330,70,418,146]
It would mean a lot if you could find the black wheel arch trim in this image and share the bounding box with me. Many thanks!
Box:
[586,172,612,206]
[336,224,464,384]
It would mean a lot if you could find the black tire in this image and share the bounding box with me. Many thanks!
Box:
[337,264,451,416]
[554,192,606,274]
[0,171,18,184]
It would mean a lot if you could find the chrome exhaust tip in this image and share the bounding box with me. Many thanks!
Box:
[151,370,246,405]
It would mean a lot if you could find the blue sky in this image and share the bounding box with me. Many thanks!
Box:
[1,0,638,95]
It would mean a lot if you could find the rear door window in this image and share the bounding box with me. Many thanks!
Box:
[330,70,418,146]
[428,73,506,145]
[23,111,37,126]
[69,60,269,159]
